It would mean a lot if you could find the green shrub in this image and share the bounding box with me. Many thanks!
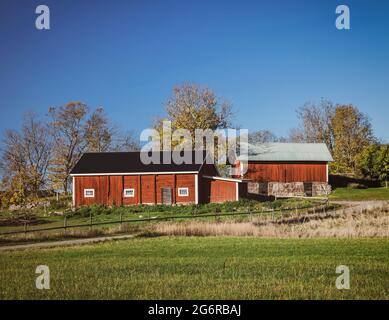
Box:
[347,183,368,189]
[49,198,70,211]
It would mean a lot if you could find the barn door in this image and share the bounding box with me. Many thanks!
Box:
[108,176,123,206]
[304,182,313,197]
[161,188,172,205]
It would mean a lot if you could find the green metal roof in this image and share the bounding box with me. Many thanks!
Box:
[238,143,333,162]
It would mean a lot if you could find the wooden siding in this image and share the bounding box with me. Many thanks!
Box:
[242,161,327,183]
[175,174,196,204]
[123,176,139,205]
[74,173,196,207]
[202,178,238,203]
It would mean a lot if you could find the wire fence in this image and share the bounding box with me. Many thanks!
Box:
[0,200,333,237]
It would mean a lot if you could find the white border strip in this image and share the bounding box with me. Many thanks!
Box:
[72,176,75,207]
[70,171,199,177]
[326,163,329,183]
[202,175,244,183]
[194,174,198,204]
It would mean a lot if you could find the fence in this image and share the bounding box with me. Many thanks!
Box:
[0,200,332,237]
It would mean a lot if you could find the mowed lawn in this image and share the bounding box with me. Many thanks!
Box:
[329,187,389,201]
[0,237,388,299]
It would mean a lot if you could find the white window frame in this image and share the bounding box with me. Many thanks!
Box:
[178,187,189,197]
[123,188,135,198]
[84,189,95,198]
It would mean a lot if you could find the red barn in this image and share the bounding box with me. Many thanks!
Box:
[233,143,333,197]
[70,151,246,208]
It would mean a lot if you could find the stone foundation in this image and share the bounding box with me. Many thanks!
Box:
[248,182,331,197]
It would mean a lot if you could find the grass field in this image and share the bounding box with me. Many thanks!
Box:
[329,187,389,201]
[0,237,388,299]
[0,198,324,237]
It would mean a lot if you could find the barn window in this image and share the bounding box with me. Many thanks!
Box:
[178,187,189,197]
[123,188,135,197]
[84,189,95,198]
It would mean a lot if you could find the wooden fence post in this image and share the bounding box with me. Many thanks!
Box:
[64,214,67,234]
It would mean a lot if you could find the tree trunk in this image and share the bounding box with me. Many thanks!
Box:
[63,179,68,195]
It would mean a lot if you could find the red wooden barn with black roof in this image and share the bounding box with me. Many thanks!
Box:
[70,151,247,208]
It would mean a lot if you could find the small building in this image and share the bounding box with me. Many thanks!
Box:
[70,151,246,208]
[233,143,333,197]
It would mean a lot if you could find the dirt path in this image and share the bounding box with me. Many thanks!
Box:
[329,200,389,213]
[0,234,137,252]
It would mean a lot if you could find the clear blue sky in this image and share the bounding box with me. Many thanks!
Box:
[1,0,388,141]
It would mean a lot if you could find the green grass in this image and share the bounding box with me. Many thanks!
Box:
[0,198,320,235]
[329,187,389,201]
[0,237,388,299]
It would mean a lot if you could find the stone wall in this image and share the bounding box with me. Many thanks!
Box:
[311,182,332,196]
[247,182,331,197]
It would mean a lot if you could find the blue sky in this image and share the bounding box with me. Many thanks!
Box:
[1,0,388,141]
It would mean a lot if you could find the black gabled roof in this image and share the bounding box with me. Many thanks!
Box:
[70,151,210,174]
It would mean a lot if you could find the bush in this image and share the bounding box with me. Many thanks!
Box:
[347,183,368,189]
[49,198,71,211]
[71,198,319,218]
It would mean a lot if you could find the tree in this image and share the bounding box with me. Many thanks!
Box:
[84,107,140,152]
[248,130,278,144]
[291,99,335,151]
[111,131,140,151]
[331,105,375,175]
[0,113,52,201]
[156,83,233,141]
[376,145,389,187]
[357,144,377,179]
[153,83,234,165]
[358,144,389,187]
[84,107,113,152]
[48,102,88,194]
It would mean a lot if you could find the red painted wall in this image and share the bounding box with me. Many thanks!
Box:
[201,178,238,203]
[74,173,196,207]
[234,161,327,182]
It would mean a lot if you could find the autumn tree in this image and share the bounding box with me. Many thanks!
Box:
[152,83,234,165]
[331,105,375,175]
[155,83,233,142]
[48,102,88,194]
[0,113,52,203]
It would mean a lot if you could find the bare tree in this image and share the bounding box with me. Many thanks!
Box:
[84,107,114,152]
[291,99,335,151]
[110,131,140,151]
[248,130,278,144]
[48,102,88,194]
[288,127,305,143]
[1,113,52,200]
